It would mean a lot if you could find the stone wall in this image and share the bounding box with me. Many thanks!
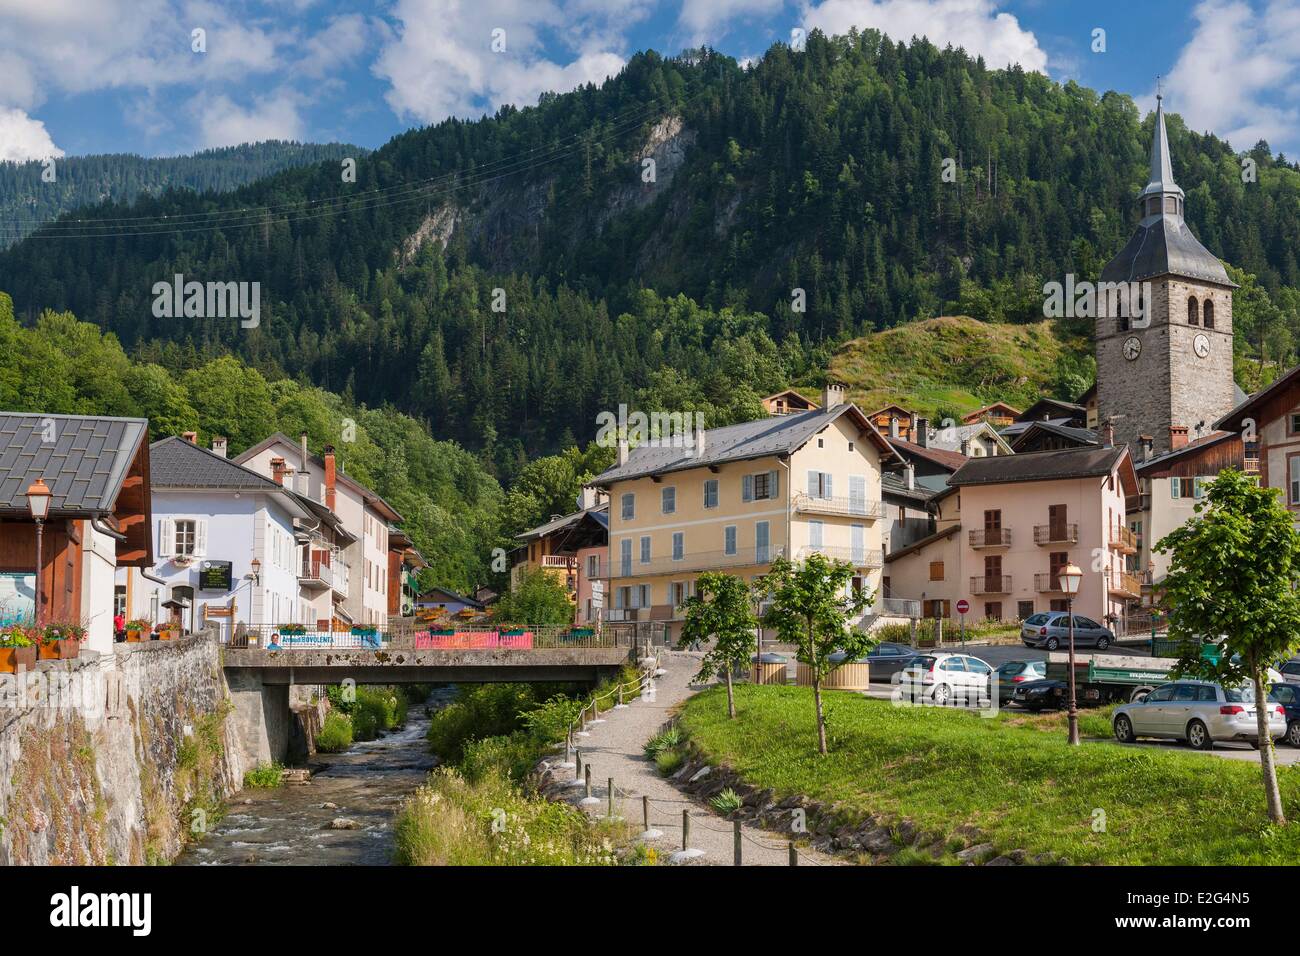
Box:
[0,631,244,865]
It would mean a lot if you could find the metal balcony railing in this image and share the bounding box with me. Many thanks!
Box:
[875,597,921,618]
[793,493,886,519]
[795,545,885,567]
[969,528,1011,548]
[1034,523,1078,545]
[1034,572,1065,593]
[970,575,1012,595]
[613,546,787,578]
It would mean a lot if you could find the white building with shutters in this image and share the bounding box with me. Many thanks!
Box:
[116,435,314,637]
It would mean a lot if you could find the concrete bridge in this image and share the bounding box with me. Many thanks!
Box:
[222,626,642,771]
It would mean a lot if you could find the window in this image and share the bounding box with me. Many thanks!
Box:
[620,539,632,577]
[586,554,599,578]
[621,493,635,520]
[984,602,1002,621]
[744,470,779,501]
[724,525,737,555]
[1203,299,1214,329]
[809,520,824,548]
[640,536,651,564]
[672,532,684,561]
[817,438,824,448]
[756,521,770,562]
[160,517,207,559]
[929,560,945,582]
[848,441,855,452]
[1290,456,1300,506]
[1146,685,1175,703]
[807,471,833,498]
[1187,296,1199,326]
[1171,477,1205,499]
[114,585,127,617]
[1165,196,1178,214]
[703,479,719,509]
[661,486,676,515]
[851,523,865,564]
[1017,601,1034,620]
[1290,413,1300,435]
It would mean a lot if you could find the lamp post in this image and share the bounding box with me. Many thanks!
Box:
[25,479,52,628]
[1059,562,1084,746]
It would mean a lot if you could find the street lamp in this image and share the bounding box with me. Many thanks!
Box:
[1059,562,1084,746]
[249,558,261,585]
[25,478,52,628]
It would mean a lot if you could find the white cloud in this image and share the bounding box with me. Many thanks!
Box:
[298,13,375,79]
[373,0,636,125]
[1158,0,1300,151]
[190,90,307,149]
[678,0,785,44]
[0,107,63,162]
[802,0,1048,73]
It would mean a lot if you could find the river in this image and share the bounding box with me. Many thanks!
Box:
[179,688,452,866]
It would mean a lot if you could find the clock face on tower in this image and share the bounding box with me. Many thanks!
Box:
[1193,333,1211,358]
[1123,336,1141,361]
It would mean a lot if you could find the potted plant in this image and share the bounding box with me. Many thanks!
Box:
[38,622,84,660]
[124,619,151,643]
[156,621,181,641]
[0,625,37,673]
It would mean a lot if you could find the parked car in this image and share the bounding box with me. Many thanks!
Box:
[1021,611,1114,651]
[1010,677,1068,711]
[898,653,994,706]
[865,641,920,681]
[1268,683,1300,747]
[1278,658,1300,682]
[1112,680,1286,750]
[996,660,1047,703]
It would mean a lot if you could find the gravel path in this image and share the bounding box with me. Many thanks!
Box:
[549,650,838,866]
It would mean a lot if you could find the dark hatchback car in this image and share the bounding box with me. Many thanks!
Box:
[1010,678,1068,711]
[865,641,920,680]
[1269,683,1300,747]
[996,660,1047,703]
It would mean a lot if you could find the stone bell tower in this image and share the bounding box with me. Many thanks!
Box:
[1096,94,1237,457]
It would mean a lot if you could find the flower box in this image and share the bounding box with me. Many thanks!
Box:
[0,645,37,673]
[38,639,80,660]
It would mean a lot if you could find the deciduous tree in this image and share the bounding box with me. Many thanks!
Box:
[678,572,757,719]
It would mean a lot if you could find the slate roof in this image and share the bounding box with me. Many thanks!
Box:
[1217,366,1300,432]
[881,471,935,504]
[233,432,404,523]
[150,436,282,490]
[0,412,148,516]
[888,438,969,472]
[1009,420,1099,451]
[590,405,893,485]
[949,445,1127,487]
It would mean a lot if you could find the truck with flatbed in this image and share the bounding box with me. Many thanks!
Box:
[1044,651,1180,705]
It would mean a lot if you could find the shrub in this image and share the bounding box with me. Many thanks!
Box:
[710,787,743,815]
[460,733,540,784]
[426,684,541,763]
[243,762,285,789]
[655,749,685,776]
[351,707,379,741]
[317,712,354,753]
[642,726,683,759]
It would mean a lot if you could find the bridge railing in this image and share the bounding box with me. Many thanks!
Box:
[228,622,621,650]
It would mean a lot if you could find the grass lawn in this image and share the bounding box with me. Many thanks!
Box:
[678,684,1300,865]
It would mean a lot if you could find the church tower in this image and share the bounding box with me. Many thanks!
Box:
[1096,95,1237,458]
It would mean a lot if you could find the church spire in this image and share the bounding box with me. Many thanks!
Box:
[1138,91,1184,213]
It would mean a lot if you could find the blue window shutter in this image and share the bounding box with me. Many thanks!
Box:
[769,470,779,497]
[1171,479,1180,499]
[743,474,753,501]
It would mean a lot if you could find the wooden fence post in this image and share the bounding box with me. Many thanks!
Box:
[789,842,798,866]
[682,809,690,851]
[734,821,742,865]
[607,777,615,818]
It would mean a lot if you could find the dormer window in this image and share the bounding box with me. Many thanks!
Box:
[1165,196,1178,214]
[1147,197,1161,216]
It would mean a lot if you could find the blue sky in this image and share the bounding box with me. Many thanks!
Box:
[1,0,1297,162]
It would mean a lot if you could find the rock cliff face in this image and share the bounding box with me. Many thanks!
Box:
[0,633,242,865]
[399,115,697,274]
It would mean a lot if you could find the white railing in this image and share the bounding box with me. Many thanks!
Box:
[793,493,886,519]
[795,545,884,568]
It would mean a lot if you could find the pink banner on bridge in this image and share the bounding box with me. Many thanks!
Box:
[414,631,534,650]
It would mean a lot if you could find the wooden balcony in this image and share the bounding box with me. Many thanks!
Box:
[969,575,1012,595]
[1244,458,1261,474]
[1033,523,1078,546]
[968,528,1011,548]
[1108,570,1143,598]
[1109,526,1138,554]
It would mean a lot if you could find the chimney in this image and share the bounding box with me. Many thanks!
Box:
[1103,421,1115,449]
[889,415,900,439]
[821,381,846,410]
[298,431,311,495]
[1140,435,1154,462]
[905,462,915,491]
[915,417,929,449]
[1169,425,1189,451]
[182,431,197,444]
[578,486,598,510]
[617,438,629,466]
[323,444,337,510]
[210,436,228,458]
[960,438,971,456]
[270,457,288,485]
